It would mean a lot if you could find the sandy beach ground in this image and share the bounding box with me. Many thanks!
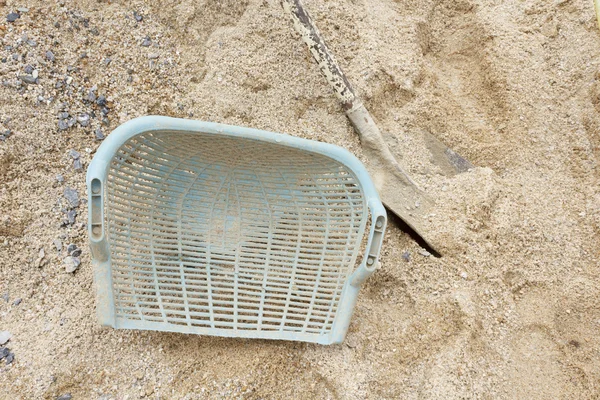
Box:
[1,0,599,398]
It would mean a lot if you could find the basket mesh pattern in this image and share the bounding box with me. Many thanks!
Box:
[105,130,367,336]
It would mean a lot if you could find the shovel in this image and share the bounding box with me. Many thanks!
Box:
[281,0,472,255]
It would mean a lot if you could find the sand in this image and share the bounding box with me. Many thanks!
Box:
[1,0,599,398]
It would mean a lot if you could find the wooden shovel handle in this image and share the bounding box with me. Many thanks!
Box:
[281,0,419,188]
[281,0,360,111]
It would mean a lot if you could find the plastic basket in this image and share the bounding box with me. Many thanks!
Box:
[87,116,386,344]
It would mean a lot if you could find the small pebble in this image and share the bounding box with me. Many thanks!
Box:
[58,112,69,120]
[45,50,55,62]
[64,256,81,273]
[141,36,151,47]
[35,248,45,267]
[56,174,64,183]
[77,113,90,127]
[133,11,143,22]
[5,352,14,364]
[71,248,82,258]
[402,251,410,262]
[57,394,73,400]
[96,95,107,107]
[73,158,82,171]
[148,53,159,59]
[0,331,11,345]
[18,75,37,84]
[63,187,79,208]
[345,337,358,349]
[0,130,11,141]
[23,65,34,74]
[54,239,62,251]
[67,243,77,255]
[103,57,111,66]
[94,128,105,140]
[1,293,8,302]
[86,89,96,103]
[68,149,80,159]
[460,271,468,280]
[418,249,431,257]
[6,12,20,23]
[16,7,29,13]
[32,69,39,79]
[66,209,77,224]
[58,119,69,131]
[12,298,21,306]
[0,347,10,360]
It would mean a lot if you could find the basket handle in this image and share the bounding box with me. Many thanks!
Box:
[89,178,109,262]
[350,199,387,287]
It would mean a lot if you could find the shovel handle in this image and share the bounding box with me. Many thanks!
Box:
[281,0,360,111]
[281,0,418,188]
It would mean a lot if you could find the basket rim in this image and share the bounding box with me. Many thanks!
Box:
[86,116,381,202]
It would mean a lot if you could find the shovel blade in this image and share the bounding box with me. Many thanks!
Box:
[385,129,473,178]
[372,131,473,254]
[371,168,441,254]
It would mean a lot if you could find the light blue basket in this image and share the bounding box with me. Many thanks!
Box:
[87,116,386,344]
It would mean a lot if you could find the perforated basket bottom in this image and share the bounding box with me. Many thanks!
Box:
[105,130,367,339]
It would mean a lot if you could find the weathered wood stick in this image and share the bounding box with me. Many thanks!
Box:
[280,0,419,188]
